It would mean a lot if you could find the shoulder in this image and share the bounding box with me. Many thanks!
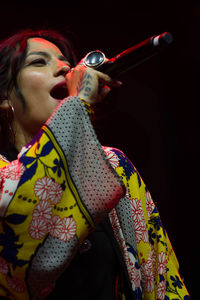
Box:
[103,146,130,165]
[102,146,135,169]
[102,146,141,183]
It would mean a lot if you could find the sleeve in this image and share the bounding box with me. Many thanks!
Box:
[0,96,125,237]
[0,97,125,299]
[104,147,190,300]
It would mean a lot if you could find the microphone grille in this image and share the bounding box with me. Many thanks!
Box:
[153,32,173,47]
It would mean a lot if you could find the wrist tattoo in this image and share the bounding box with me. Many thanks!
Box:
[77,73,93,97]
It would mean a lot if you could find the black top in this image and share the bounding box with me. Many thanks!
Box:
[47,222,119,300]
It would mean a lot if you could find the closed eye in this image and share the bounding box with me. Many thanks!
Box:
[29,58,47,66]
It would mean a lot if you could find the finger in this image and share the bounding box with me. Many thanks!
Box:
[97,71,123,87]
[109,79,123,87]
[99,85,111,98]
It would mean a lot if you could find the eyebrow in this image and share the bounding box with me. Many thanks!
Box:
[27,51,70,63]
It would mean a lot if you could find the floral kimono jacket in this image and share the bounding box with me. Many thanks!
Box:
[0,97,190,299]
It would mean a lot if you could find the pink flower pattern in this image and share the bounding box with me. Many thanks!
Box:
[130,197,144,221]
[130,198,148,243]
[127,252,141,289]
[48,181,63,205]
[59,217,77,241]
[0,143,189,299]
[32,200,52,221]
[145,191,155,218]
[158,251,166,275]
[0,256,8,275]
[49,215,63,238]
[34,177,54,201]
[6,275,26,293]
[30,176,77,242]
[133,220,148,243]
[29,218,48,240]
[157,280,166,300]
[0,160,25,181]
[103,147,120,169]
[141,256,154,293]
[130,263,141,289]
[109,209,121,236]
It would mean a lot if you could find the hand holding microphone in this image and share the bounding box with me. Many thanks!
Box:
[83,32,173,77]
[66,32,173,105]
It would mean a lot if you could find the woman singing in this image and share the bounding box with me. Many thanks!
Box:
[0,29,190,300]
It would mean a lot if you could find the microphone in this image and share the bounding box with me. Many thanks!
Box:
[83,32,173,77]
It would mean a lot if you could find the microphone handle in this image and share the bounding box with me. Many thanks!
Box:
[98,32,173,77]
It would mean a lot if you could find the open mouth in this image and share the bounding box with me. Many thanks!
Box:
[50,82,68,100]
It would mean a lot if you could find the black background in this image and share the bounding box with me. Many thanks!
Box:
[0,0,198,298]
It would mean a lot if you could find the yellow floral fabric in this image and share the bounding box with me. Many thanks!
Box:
[103,147,190,300]
[0,99,190,299]
[0,129,95,299]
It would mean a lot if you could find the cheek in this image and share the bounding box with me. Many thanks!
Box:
[11,70,56,132]
[18,70,49,96]
[17,70,55,115]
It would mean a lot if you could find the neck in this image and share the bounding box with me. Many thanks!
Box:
[13,120,34,152]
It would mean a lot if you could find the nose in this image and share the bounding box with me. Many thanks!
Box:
[54,62,71,77]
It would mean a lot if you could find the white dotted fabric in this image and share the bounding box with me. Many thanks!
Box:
[27,235,78,299]
[46,97,125,224]
[26,97,125,299]
[115,195,137,251]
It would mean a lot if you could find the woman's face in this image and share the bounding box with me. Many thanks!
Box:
[9,37,71,137]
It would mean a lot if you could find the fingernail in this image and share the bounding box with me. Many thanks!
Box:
[115,80,123,86]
